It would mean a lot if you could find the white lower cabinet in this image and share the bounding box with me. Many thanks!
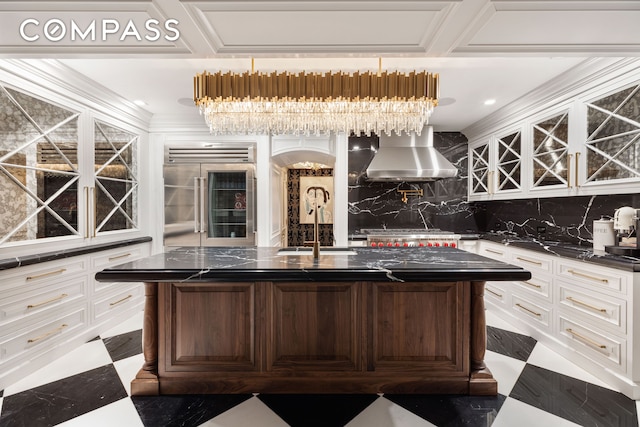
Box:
[0,241,150,390]
[478,240,640,399]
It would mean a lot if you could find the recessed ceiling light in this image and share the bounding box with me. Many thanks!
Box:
[484,99,496,106]
[133,100,147,106]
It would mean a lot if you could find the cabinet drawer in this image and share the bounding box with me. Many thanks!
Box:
[558,316,624,372]
[485,282,508,306]
[557,280,625,334]
[92,286,143,323]
[512,274,552,302]
[90,244,150,270]
[478,243,508,261]
[1,258,87,294]
[0,276,87,330]
[557,261,625,295]
[510,250,552,274]
[0,307,87,363]
[511,294,552,331]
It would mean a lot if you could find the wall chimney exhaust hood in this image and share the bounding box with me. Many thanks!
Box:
[366,126,458,181]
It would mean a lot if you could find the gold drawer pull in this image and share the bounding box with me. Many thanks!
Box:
[516,256,542,266]
[486,288,503,298]
[28,324,68,343]
[485,248,504,255]
[109,253,131,262]
[27,293,68,309]
[110,294,133,306]
[26,268,66,281]
[516,303,541,317]
[566,296,607,313]
[522,281,542,289]
[566,328,607,349]
[567,269,608,284]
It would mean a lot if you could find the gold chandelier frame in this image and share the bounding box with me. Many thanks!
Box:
[194,61,439,136]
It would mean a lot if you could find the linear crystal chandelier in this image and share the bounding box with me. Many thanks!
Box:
[193,62,439,136]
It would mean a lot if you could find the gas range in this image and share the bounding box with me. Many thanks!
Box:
[361,229,461,248]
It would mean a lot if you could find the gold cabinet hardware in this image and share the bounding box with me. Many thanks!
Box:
[28,324,68,343]
[26,268,66,281]
[516,303,541,317]
[567,269,608,283]
[566,328,607,349]
[27,293,68,309]
[567,153,573,188]
[516,256,542,266]
[84,187,90,238]
[485,248,503,255]
[110,294,133,306]
[109,253,131,262]
[522,281,542,289]
[566,296,607,313]
[486,288,503,298]
[574,152,580,187]
[488,170,494,194]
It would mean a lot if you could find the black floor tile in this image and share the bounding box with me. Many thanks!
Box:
[0,364,127,427]
[386,394,506,426]
[511,364,638,426]
[487,326,537,361]
[132,394,252,427]
[103,329,143,362]
[258,394,378,427]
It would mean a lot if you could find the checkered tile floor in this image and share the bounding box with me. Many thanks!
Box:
[1,309,638,427]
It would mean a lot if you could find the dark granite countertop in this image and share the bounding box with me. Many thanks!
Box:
[481,233,640,272]
[0,237,152,271]
[95,246,531,283]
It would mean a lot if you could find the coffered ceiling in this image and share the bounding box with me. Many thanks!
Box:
[1,0,639,131]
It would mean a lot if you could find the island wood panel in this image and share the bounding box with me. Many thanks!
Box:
[371,282,469,375]
[266,282,361,372]
[140,280,496,395]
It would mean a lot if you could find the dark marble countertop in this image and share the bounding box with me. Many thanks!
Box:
[95,246,531,283]
[0,237,153,271]
[481,233,640,272]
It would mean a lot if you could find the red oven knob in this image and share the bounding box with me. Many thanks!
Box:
[371,242,377,247]
[377,242,384,247]
[427,242,433,247]
[387,242,393,247]
[418,242,424,247]
[395,242,400,247]
[451,242,457,248]
[443,242,449,247]
[403,242,409,247]
[434,242,440,247]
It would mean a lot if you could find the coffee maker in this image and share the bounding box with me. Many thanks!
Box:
[605,206,640,257]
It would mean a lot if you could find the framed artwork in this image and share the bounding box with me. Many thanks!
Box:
[299,176,333,224]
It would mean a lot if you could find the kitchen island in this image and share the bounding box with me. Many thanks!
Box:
[95,246,530,396]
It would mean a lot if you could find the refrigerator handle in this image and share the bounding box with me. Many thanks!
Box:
[194,177,200,233]
[199,177,206,233]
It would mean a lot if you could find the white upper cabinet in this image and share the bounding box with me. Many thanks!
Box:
[468,66,640,201]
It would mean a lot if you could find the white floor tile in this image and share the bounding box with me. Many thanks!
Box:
[56,397,143,427]
[113,353,145,396]
[101,310,144,338]
[346,397,436,427]
[526,342,613,390]
[485,309,525,335]
[200,396,289,427]
[3,339,113,396]
[492,397,582,427]
[485,350,527,396]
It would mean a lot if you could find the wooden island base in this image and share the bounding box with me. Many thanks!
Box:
[132,280,497,396]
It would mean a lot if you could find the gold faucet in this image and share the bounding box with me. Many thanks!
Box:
[313,205,320,260]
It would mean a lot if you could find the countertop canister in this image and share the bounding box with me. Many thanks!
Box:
[593,217,615,254]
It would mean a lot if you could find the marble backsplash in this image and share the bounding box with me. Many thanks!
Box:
[347,132,639,245]
[475,193,640,246]
[348,132,477,234]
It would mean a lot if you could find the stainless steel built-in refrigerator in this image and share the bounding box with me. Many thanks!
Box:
[163,144,255,247]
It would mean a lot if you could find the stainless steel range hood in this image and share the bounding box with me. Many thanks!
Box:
[366,126,458,181]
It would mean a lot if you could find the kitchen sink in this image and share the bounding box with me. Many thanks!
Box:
[276,247,357,256]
